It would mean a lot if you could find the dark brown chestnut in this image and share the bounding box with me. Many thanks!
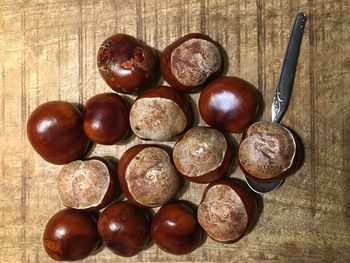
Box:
[97,201,150,257]
[43,208,99,261]
[238,121,299,183]
[197,179,257,243]
[151,201,203,255]
[97,34,157,94]
[27,101,90,164]
[56,157,119,211]
[160,33,222,92]
[83,93,130,145]
[118,144,181,208]
[129,85,192,141]
[199,76,260,133]
[172,126,233,183]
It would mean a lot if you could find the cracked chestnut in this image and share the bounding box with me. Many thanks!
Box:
[160,33,222,92]
[118,144,181,208]
[97,34,157,94]
[197,179,257,243]
[56,157,119,211]
[172,126,233,183]
[238,121,300,183]
[129,85,192,141]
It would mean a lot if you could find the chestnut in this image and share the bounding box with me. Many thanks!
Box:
[151,201,203,255]
[43,208,99,261]
[117,144,181,208]
[238,121,299,184]
[199,76,260,133]
[97,34,157,94]
[83,93,129,145]
[172,126,233,183]
[27,101,90,164]
[97,201,150,257]
[56,157,119,211]
[129,85,192,141]
[160,33,222,92]
[197,179,257,243]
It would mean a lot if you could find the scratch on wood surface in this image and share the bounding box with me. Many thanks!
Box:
[78,0,84,105]
[200,0,206,33]
[1,66,5,133]
[308,0,317,217]
[136,0,142,40]
[20,158,28,262]
[92,1,96,95]
[236,0,241,75]
[58,34,61,100]
[153,0,159,49]
[256,0,265,98]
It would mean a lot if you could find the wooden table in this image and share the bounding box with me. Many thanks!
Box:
[1,0,349,262]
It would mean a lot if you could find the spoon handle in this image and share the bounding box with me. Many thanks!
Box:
[271,12,307,123]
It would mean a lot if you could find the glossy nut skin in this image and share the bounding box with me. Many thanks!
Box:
[160,33,222,92]
[130,86,192,141]
[151,201,203,255]
[43,208,99,261]
[97,34,157,94]
[197,180,257,243]
[97,201,150,257]
[83,93,130,145]
[57,157,120,211]
[199,76,260,133]
[117,144,181,208]
[27,101,90,164]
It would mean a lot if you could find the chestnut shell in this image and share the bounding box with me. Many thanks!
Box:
[238,121,301,183]
[98,201,150,257]
[151,201,203,255]
[27,101,90,164]
[198,179,257,243]
[117,144,181,208]
[56,157,119,211]
[199,76,260,133]
[43,208,99,261]
[160,33,222,92]
[97,34,157,94]
[83,93,130,145]
[172,126,233,183]
[130,85,192,141]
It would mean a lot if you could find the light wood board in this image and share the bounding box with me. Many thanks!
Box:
[0,0,349,262]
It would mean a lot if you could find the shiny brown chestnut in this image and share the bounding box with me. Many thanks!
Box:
[27,101,90,164]
[172,126,233,183]
[118,144,181,208]
[238,121,299,184]
[83,93,129,145]
[199,76,260,133]
[97,34,157,94]
[151,201,203,255]
[129,85,192,141]
[197,179,257,243]
[97,201,150,257]
[43,208,99,261]
[56,157,119,211]
[160,33,222,92]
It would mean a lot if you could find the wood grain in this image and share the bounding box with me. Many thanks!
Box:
[0,0,349,262]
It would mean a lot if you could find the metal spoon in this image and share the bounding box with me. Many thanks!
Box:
[245,12,307,194]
